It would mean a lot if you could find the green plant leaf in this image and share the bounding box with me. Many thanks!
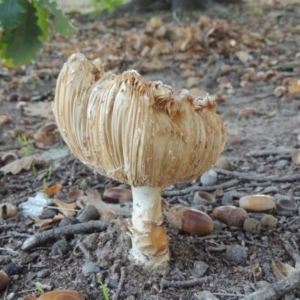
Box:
[0,0,26,28]
[33,1,51,42]
[0,2,42,66]
[38,0,76,36]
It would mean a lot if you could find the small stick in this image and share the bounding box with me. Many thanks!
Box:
[162,179,239,197]
[242,269,300,300]
[245,149,292,157]
[113,267,126,300]
[22,220,108,250]
[214,168,300,183]
[160,276,213,291]
[105,277,139,296]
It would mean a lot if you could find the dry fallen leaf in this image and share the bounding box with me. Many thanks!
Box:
[44,183,63,197]
[33,213,64,228]
[36,289,85,300]
[0,155,48,174]
[23,101,54,119]
[53,199,77,217]
[289,80,300,95]
[235,51,253,64]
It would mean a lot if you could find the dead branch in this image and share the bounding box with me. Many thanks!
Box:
[21,220,108,250]
[214,168,300,183]
[242,269,300,300]
[162,179,239,197]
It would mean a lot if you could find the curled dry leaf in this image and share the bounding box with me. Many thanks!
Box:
[36,289,85,300]
[34,122,60,148]
[0,115,12,127]
[0,203,18,220]
[53,199,77,217]
[33,214,64,228]
[0,155,48,175]
[271,260,295,279]
[43,183,63,197]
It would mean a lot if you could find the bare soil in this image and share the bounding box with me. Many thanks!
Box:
[1,1,300,300]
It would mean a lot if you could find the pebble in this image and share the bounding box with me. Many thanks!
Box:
[37,269,50,278]
[196,291,218,300]
[274,159,290,168]
[193,260,209,276]
[226,245,247,265]
[200,170,218,186]
[82,262,100,274]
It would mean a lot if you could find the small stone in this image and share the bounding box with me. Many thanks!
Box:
[200,170,217,186]
[274,159,289,168]
[82,262,100,274]
[196,291,218,300]
[226,245,247,265]
[193,260,209,276]
[37,269,50,278]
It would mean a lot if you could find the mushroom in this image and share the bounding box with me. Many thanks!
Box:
[53,53,226,269]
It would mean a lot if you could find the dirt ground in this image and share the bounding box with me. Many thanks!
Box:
[1,1,300,300]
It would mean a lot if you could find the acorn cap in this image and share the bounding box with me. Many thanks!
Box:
[53,53,226,187]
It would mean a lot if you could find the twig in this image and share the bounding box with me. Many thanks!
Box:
[214,168,300,183]
[162,179,239,197]
[105,277,139,296]
[113,267,126,300]
[245,149,292,157]
[214,293,244,297]
[283,240,300,269]
[241,269,300,300]
[160,276,213,291]
[22,220,108,250]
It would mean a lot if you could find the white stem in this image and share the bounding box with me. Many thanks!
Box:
[129,186,169,269]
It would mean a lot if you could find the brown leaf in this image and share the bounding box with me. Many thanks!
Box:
[271,259,295,279]
[289,80,300,95]
[0,155,48,174]
[53,199,77,217]
[33,214,64,228]
[37,289,85,300]
[44,183,63,197]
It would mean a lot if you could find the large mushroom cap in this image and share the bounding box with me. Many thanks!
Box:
[54,53,226,187]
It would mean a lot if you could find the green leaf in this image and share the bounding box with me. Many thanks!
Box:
[38,0,76,36]
[0,2,42,67]
[0,0,26,28]
[33,1,51,42]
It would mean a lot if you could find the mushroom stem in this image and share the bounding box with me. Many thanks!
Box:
[130,186,169,269]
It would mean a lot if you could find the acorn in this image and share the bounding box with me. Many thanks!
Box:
[0,271,9,291]
[243,218,261,234]
[215,156,233,171]
[100,210,118,221]
[276,199,297,214]
[193,191,216,206]
[0,203,18,220]
[103,188,132,203]
[239,194,276,214]
[37,290,85,300]
[0,115,12,127]
[1,152,18,165]
[167,206,213,236]
[212,205,236,224]
[226,207,249,228]
[260,214,278,230]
